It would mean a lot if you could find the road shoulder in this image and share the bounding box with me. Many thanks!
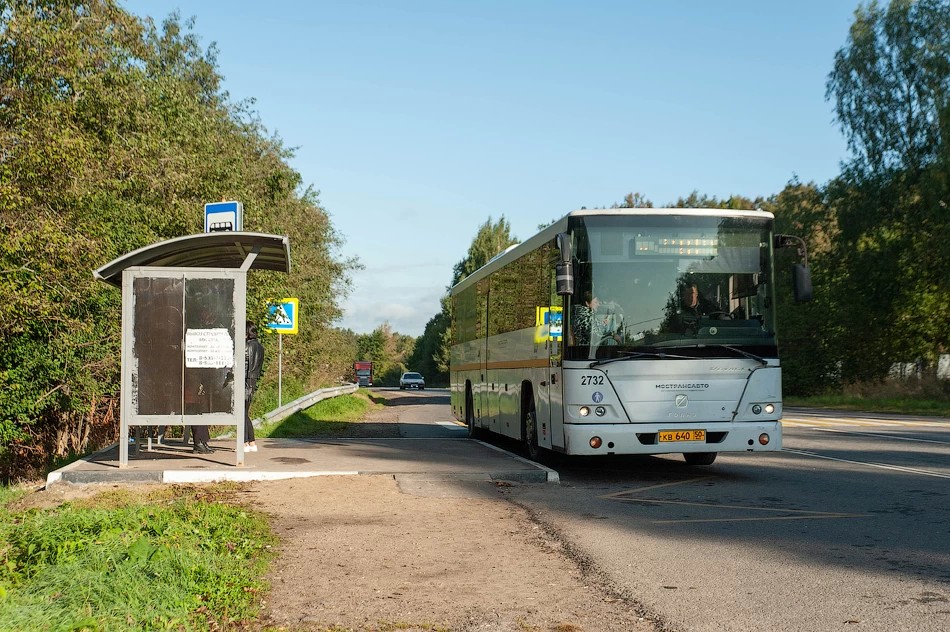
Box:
[251,474,660,631]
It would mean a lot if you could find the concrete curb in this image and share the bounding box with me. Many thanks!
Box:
[46,441,122,487]
[474,439,561,484]
[55,468,553,486]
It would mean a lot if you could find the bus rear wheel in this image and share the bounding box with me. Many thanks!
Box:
[684,452,717,466]
[523,409,543,463]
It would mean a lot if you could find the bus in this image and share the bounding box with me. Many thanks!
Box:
[449,208,811,465]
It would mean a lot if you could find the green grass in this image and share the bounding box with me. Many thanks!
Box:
[786,376,950,417]
[0,484,30,509]
[252,377,307,417]
[0,484,275,631]
[256,393,373,438]
[785,394,950,417]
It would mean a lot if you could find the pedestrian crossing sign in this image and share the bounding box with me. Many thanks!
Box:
[267,298,299,334]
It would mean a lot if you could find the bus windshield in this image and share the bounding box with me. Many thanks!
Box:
[565,214,777,361]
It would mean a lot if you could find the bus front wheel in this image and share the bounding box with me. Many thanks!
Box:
[684,452,717,466]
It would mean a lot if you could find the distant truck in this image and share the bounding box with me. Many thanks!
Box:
[353,361,373,387]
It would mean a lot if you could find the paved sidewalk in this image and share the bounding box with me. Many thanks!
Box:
[46,436,559,486]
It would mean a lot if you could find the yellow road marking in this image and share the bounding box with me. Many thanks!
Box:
[602,477,866,523]
[654,514,865,524]
[803,427,950,445]
[599,476,714,499]
[783,417,945,428]
[783,448,950,479]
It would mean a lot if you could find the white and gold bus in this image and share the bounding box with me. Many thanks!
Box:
[449,208,811,465]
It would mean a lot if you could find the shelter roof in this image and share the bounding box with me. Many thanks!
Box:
[93,232,291,287]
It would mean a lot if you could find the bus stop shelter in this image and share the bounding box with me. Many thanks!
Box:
[94,232,291,467]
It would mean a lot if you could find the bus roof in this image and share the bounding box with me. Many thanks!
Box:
[450,207,774,295]
[565,207,773,219]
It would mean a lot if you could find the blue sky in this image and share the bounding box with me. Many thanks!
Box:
[123,1,862,337]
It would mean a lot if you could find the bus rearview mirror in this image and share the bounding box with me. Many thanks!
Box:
[556,232,572,263]
[793,264,813,303]
[555,233,574,295]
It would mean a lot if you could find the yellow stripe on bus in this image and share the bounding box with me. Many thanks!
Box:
[453,358,551,372]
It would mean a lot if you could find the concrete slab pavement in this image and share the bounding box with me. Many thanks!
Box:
[46,435,559,487]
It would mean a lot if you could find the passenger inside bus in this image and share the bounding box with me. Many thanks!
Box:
[571,291,623,347]
[570,291,601,346]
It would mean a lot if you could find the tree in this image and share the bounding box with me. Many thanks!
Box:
[671,191,763,209]
[763,179,839,395]
[409,217,519,388]
[406,306,450,385]
[355,324,415,386]
[451,216,518,286]
[823,0,950,381]
[613,192,653,208]
[827,0,950,177]
[0,1,359,480]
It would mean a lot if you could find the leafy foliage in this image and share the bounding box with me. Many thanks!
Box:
[827,0,950,176]
[821,0,950,383]
[410,217,519,386]
[613,192,654,208]
[450,216,519,287]
[0,1,358,481]
[765,179,839,394]
[354,324,416,386]
[407,306,451,384]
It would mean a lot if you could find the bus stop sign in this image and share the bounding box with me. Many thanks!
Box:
[204,201,244,233]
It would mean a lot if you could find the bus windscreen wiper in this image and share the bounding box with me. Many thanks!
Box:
[589,350,695,368]
[662,344,769,366]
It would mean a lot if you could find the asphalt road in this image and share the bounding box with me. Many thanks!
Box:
[382,390,950,632]
[507,409,950,632]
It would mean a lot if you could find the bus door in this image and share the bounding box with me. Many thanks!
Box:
[547,340,565,450]
[477,278,490,430]
[535,303,563,450]
[485,357,500,434]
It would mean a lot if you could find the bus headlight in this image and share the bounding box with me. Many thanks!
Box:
[579,406,590,417]
[764,403,775,414]
[595,406,606,417]
[752,404,762,415]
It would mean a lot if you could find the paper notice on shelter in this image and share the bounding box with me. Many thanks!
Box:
[185,328,234,368]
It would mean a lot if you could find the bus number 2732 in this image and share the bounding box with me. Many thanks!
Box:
[581,375,604,386]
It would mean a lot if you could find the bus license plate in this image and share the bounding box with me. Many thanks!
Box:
[659,430,706,442]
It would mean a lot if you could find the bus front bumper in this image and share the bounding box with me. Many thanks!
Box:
[562,421,782,456]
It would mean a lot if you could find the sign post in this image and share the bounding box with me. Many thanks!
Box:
[266,298,299,406]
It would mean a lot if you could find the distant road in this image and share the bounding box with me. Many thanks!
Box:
[366,388,462,439]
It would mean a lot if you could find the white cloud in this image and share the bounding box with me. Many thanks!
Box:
[339,282,446,337]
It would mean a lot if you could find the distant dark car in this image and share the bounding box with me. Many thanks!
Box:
[399,372,426,390]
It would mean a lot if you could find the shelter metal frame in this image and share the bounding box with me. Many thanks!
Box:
[94,233,291,467]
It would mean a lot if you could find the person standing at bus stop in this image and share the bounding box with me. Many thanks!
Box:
[244,321,265,452]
